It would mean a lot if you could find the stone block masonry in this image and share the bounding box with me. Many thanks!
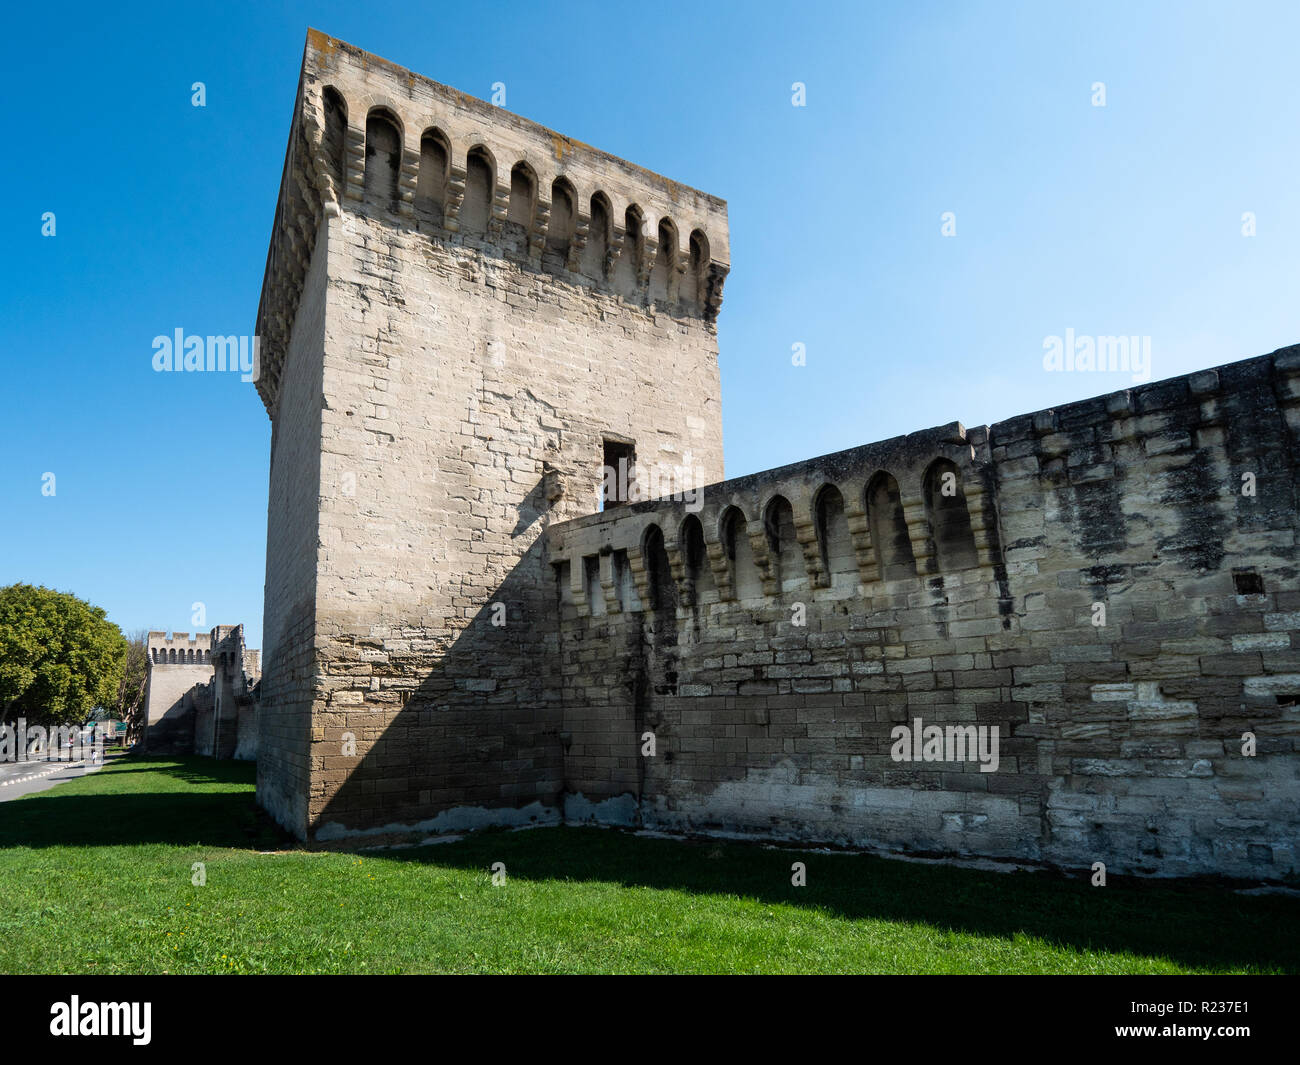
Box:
[142,631,215,752]
[252,31,1298,878]
[143,626,261,758]
[549,349,1300,880]
[255,31,727,843]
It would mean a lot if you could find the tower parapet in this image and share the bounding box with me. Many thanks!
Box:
[255,28,731,418]
[146,630,214,666]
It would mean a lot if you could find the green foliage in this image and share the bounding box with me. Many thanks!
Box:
[0,584,127,726]
[109,629,150,736]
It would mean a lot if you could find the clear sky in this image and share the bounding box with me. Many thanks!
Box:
[3,0,1297,651]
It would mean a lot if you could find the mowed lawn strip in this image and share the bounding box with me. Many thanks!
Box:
[0,756,1295,974]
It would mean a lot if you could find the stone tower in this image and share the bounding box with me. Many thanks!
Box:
[142,631,213,751]
[254,30,730,840]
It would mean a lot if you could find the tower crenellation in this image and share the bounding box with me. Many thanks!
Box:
[147,630,213,665]
[256,29,730,420]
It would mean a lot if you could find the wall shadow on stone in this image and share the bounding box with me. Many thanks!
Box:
[312,537,568,842]
[299,350,1300,881]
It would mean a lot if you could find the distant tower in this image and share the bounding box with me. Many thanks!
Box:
[143,626,260,756]
[254,31,731,840]
[142,630,213,751]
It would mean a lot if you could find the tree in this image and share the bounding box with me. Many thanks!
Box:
[109,629,150,741]
[0,584,127,727]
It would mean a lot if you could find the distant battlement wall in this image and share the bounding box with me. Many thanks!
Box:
[548,347,1300,879]
[147,630,214,665]
[145,625,260,759]
[197,624,261,761]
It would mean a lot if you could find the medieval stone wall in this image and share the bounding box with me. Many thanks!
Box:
[251,33,1298,878]
[145,627,261,760]
[143,631,214,752]
[254,32,729,842]
[197,626,261,760]
[255,218,329,835]
[549,349,1300,879]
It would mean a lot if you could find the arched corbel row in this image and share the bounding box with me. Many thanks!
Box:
[961,472,1001,570]
[842,495,877,586]
[568,554,588,618]
[746,519,779,597]
[898,488,935,574]
[705,537,733,601]
[663,534,691,608]
[530,195,551,263]
[488,180,510,238]
[396,145,419,219]
[285,84,727,339]
[568,209,590,272]
[599,552,621,614]
[343,126,366,203]
[555,450,1006,626]
[443,163,467,232]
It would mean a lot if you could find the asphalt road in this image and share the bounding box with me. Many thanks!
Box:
[0,753,112,801]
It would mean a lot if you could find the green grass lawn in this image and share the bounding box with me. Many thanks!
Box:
[0,755,1296,974]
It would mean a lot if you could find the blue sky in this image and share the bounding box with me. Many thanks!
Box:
[3,0,1297,651]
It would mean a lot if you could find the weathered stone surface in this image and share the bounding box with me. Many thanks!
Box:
[143,627,260,759]
[254,32,727,842]
[250,32,1300,881]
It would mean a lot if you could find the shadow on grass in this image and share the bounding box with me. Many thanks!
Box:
[379,826,1300,974]
[91,758,259,788]
[4,757,1297,971]
[0,755,289,851]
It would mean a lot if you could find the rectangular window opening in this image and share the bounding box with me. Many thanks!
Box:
[1233,569,1265,595]
[602,438,636,510]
